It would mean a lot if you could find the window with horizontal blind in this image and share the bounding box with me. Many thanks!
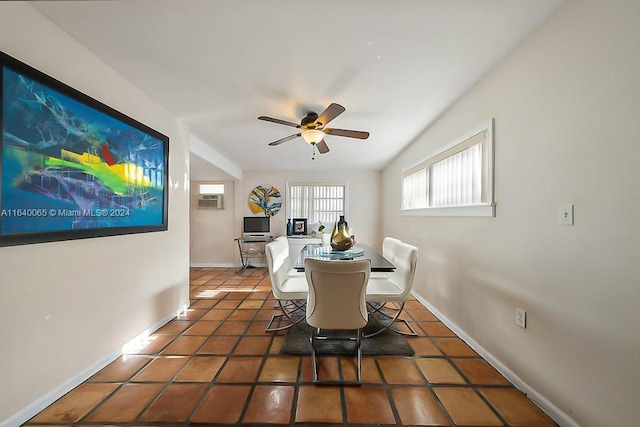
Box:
[402,119,495,217]
[288,183,346,225]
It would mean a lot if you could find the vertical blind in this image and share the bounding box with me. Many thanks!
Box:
[289,184,345,225]
[402,168,428,209]
[402,129,487,209]
[431,143,482,206]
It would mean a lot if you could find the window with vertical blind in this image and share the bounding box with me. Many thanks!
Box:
[288,183,346,225]
[402,119,495,217]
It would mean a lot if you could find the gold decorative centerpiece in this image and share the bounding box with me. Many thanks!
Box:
[330,218,356,251]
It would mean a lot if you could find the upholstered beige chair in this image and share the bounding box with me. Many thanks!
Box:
[264,239,308,332]
[305,258,370,382]
[365,240,418,337]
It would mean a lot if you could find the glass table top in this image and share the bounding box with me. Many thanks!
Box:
[293,243,395,272]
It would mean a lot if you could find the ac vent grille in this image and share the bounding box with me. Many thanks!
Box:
[198,194,223,209]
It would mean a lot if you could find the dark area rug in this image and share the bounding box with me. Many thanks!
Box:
[280,317,415,356]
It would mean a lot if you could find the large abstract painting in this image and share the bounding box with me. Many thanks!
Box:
[0,51,169,246]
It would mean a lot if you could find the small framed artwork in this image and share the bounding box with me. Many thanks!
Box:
[292,218,307,235]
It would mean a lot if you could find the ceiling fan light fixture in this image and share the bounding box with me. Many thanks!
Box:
[301,129,325,144]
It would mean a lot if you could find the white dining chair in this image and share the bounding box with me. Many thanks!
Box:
[365,240,418,337]
[305,257,370,383]
[369,236,401,279]
[273,236,305,277]
[264,239,309,332]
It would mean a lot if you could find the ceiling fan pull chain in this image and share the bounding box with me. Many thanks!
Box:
[312,144,316,160]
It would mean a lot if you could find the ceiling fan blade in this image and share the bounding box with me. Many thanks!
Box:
[315,139,330,154]
[258,116,301,128]
[324,128,370,139]
[268,133,300,146]
[315,103,345,127]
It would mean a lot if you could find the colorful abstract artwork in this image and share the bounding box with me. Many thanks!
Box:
[248,185,281,217]
[0,51,168,246]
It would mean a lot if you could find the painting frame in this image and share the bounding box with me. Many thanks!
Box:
[0,50,169,247]
[292,218,307,235]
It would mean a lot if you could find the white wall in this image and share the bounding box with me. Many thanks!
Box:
[0,4,190,425]
[188,170,381,270]
[242,170,381,245]
[382,1,639,425]
[190,179,236,266]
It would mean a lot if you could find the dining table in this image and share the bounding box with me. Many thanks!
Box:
[293,243,396,272]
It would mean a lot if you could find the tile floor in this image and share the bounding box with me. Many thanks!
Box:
[24,267,558,426]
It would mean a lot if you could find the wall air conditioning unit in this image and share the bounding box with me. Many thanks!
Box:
[198,194,223,209]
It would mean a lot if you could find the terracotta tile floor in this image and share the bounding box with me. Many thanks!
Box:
[23,267,558,426]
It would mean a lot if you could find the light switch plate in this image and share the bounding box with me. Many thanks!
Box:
[559,204,574,225]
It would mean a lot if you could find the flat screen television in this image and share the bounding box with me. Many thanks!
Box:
[243,216,270,236]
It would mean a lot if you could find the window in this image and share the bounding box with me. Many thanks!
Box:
[288,183,346,225]
[402,119,495,217]
[199,184,224,195]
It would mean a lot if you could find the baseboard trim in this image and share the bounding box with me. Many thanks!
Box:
[190,262,236,268]
[1,308,181,427]
[411,292,579,427]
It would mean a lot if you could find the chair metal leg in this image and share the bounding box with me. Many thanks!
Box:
[311,327,319,382]
[311,327,363,384]
[364,301,418,338]
[265,299,307,332]
[356,328,363,382]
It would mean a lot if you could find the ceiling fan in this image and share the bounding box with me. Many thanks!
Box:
[258,103,369,156]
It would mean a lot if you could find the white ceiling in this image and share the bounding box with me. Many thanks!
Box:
[31,0,562,180]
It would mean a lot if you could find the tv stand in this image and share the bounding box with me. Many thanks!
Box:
[235,236,273,273]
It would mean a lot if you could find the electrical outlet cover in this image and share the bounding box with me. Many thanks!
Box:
[559,204,574,225]
[516,308,527,328]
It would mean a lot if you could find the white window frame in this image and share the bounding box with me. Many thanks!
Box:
[401,119,495,217]
[286,181,348,225]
